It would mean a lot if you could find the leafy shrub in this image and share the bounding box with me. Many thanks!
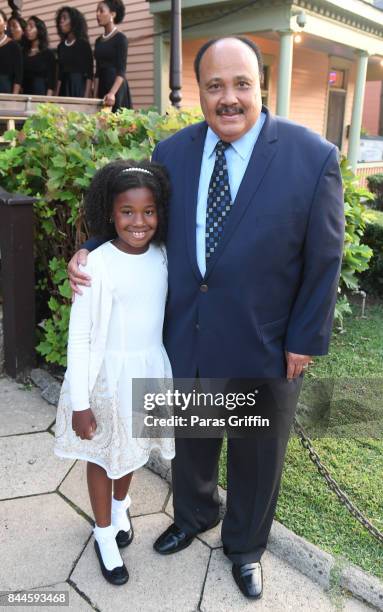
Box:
[366,173,383,210]
[0,104,202,366]
[0,107,374,364]
[340,159,373,294]
[359,222,383,297]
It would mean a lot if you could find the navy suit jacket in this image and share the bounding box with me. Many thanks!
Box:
[151,107,345,378]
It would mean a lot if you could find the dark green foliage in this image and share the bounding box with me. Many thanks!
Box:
[366,173,383,210]
[359,222,383,297]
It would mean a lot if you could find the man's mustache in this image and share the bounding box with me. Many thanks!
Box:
[216,107,244,115]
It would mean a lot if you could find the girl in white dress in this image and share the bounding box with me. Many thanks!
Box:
[54,160,175,585]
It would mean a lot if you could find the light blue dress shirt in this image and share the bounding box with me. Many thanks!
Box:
[196,111,266,276]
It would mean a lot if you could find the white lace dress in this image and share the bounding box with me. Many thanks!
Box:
[54,241,175,478]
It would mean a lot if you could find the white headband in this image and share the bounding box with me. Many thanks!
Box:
[121,167,153,176]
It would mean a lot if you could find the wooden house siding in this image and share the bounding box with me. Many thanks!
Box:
[362,81,382,136]
[289,47,329,137]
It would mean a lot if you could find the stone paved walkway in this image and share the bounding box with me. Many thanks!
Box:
[0,377,377,611]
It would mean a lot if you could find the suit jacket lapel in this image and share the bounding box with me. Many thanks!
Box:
[184,121,207,282]
[204,109,279,279]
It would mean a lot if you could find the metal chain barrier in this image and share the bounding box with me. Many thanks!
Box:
[293,419,383,545]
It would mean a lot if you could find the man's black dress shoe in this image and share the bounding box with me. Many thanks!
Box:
[232,562,263,599]
[153,518,220,555]
[115,508,134,548]
[94,541,129,585]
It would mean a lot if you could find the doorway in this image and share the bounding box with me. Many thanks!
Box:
[326,68,347,149]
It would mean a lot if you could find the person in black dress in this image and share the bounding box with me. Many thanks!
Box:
[0,9,22,94]
[94,0,132,112]
[55,7,93,98]
[8,11,26,48]
[23,16,56,96]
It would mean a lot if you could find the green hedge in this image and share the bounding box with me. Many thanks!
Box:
[0,105,373,365]
[366,173,383,210]
[359,222,383,297]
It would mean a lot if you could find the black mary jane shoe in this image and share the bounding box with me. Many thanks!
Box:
[153,518,220,555]
[115,508,134,548]
[232,562,263,599]
[94,540,129,586]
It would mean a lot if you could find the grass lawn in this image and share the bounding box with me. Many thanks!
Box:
[218,303,383,580]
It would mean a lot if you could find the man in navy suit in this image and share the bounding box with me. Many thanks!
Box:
[69,37,344,598]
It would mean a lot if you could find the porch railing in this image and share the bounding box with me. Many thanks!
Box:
[0,93,107,133]
[356,162,383,187]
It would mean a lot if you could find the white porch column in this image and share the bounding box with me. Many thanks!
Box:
[154,16,170,113]
[348,50,369,171]
[276,30,294,117]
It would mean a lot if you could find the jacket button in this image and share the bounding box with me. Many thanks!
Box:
[200,284,208,293]
[196,323,200,330]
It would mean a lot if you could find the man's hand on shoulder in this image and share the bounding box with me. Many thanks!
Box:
[68,249,91,299]
[285,351,312,379]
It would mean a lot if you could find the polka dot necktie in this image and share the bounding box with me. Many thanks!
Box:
[205,140,232,262]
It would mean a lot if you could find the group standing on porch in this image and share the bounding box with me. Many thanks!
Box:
[0,0,132,111]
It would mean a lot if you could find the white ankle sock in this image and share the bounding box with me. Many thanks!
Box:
[112,494,131,532]
[94,524,123,570]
